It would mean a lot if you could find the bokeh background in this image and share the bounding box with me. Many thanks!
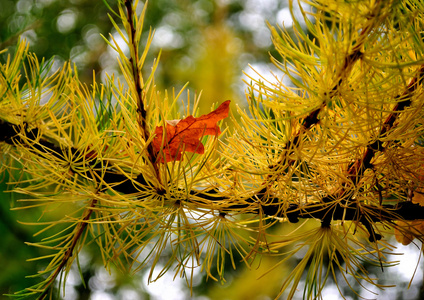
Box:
[1,0,423,299]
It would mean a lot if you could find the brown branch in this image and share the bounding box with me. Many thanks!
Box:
[0,120,147,194]
[224,195,424,242]
[124,0,147,136]
[2,118,423,232]
[37,199,97,300]
[124,0,158,167]
[347,65,424,182]
[270,24,367,171]
[2,90,423,245]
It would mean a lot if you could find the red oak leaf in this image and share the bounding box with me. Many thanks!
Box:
[153,100,230,162]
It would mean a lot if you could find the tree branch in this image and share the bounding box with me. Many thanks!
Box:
[347,65,424,182]
[2,62,423,244]
[37,198,97,300]
[1,117,423,238]
[124,0,158,167]
[0,120,147,194]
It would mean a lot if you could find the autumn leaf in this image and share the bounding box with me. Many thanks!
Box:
[153,100,230,162]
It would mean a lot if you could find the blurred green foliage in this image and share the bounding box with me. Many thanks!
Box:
[0,0,286,113]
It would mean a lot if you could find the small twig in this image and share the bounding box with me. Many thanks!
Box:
[124,0,147,136]
[124,0,158,167]
[347,65,424,182]
[37,199,97,300]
